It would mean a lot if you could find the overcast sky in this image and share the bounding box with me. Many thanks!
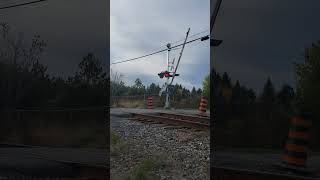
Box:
[1,0,108,77]
[110,0,210,90]
[3,0,320,93]
[212,0,320,93]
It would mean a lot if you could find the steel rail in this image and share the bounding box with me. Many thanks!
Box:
[131,113,209,129]
[158,112,210,124]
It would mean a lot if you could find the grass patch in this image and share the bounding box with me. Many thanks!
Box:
[125,155,165,180]
[114,100,146,108]
[110,131,128,156]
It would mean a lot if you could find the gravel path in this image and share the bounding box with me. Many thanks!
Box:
[110,114,210,180]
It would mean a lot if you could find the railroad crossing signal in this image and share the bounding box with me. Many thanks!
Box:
[158,72,164,78]
[158,71,179,79]
[159,28,190,109]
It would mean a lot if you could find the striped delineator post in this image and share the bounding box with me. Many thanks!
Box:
[147,96,153,109]
[282,112,312,171]
[198,97,208,116]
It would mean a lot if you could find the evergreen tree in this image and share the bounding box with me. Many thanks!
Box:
[295,42,320,113]
[260,77,276,104]
[202,74,210,98]
[78,53,107,85]
[191,86,197,98]
[277,84,295,112]
[222,72,232,88]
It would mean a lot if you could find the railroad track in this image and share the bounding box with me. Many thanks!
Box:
[212,166,320,180]
[130,112,210,129]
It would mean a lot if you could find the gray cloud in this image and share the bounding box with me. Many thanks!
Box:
[212,0,320,92]
[1,0,109,77]
[111,0,210,90]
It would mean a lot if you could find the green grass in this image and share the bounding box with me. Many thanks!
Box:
[110,131,128,156]
[111,131,121,145]
[110,132,166,180]
[125,155,165,180]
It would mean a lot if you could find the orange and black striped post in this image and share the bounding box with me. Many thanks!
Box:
[198,97,208,116]
[147,96,153,109]
[283,112,312,169]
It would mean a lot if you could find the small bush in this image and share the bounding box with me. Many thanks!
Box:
[110,131,128,156]
[133,169,148,180]
[129,155,164,180]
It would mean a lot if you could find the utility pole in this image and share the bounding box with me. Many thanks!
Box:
[163,28,190,109]
[210,0,223,47]
[169,28,190,85]
[164,43,171,109]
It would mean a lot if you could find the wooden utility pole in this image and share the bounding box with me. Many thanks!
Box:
[164,28,190,109]
[211,0,223,47]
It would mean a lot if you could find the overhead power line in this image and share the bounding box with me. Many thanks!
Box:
[170,29,209,45]
[0,0,48,10]
[111,35,209,65]
[111,29,209,64]
[111,48,168,65]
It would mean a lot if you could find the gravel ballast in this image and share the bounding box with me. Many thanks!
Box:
[110,113,210,180]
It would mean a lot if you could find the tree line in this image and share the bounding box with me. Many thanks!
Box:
[0,23,108,109]
[110,73,205,108]
[213,42,320,150]
[213,69,295,149]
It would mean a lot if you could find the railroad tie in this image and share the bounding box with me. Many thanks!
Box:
[282,112,312,170]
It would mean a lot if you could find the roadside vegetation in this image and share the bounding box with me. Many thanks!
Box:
[110,131,166,180]
[0,22,108,108]
[213,42,320,151]
[110,131,128,156]
[125,155,166,180]
[0,23,108,147]
[110,71,207,109]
